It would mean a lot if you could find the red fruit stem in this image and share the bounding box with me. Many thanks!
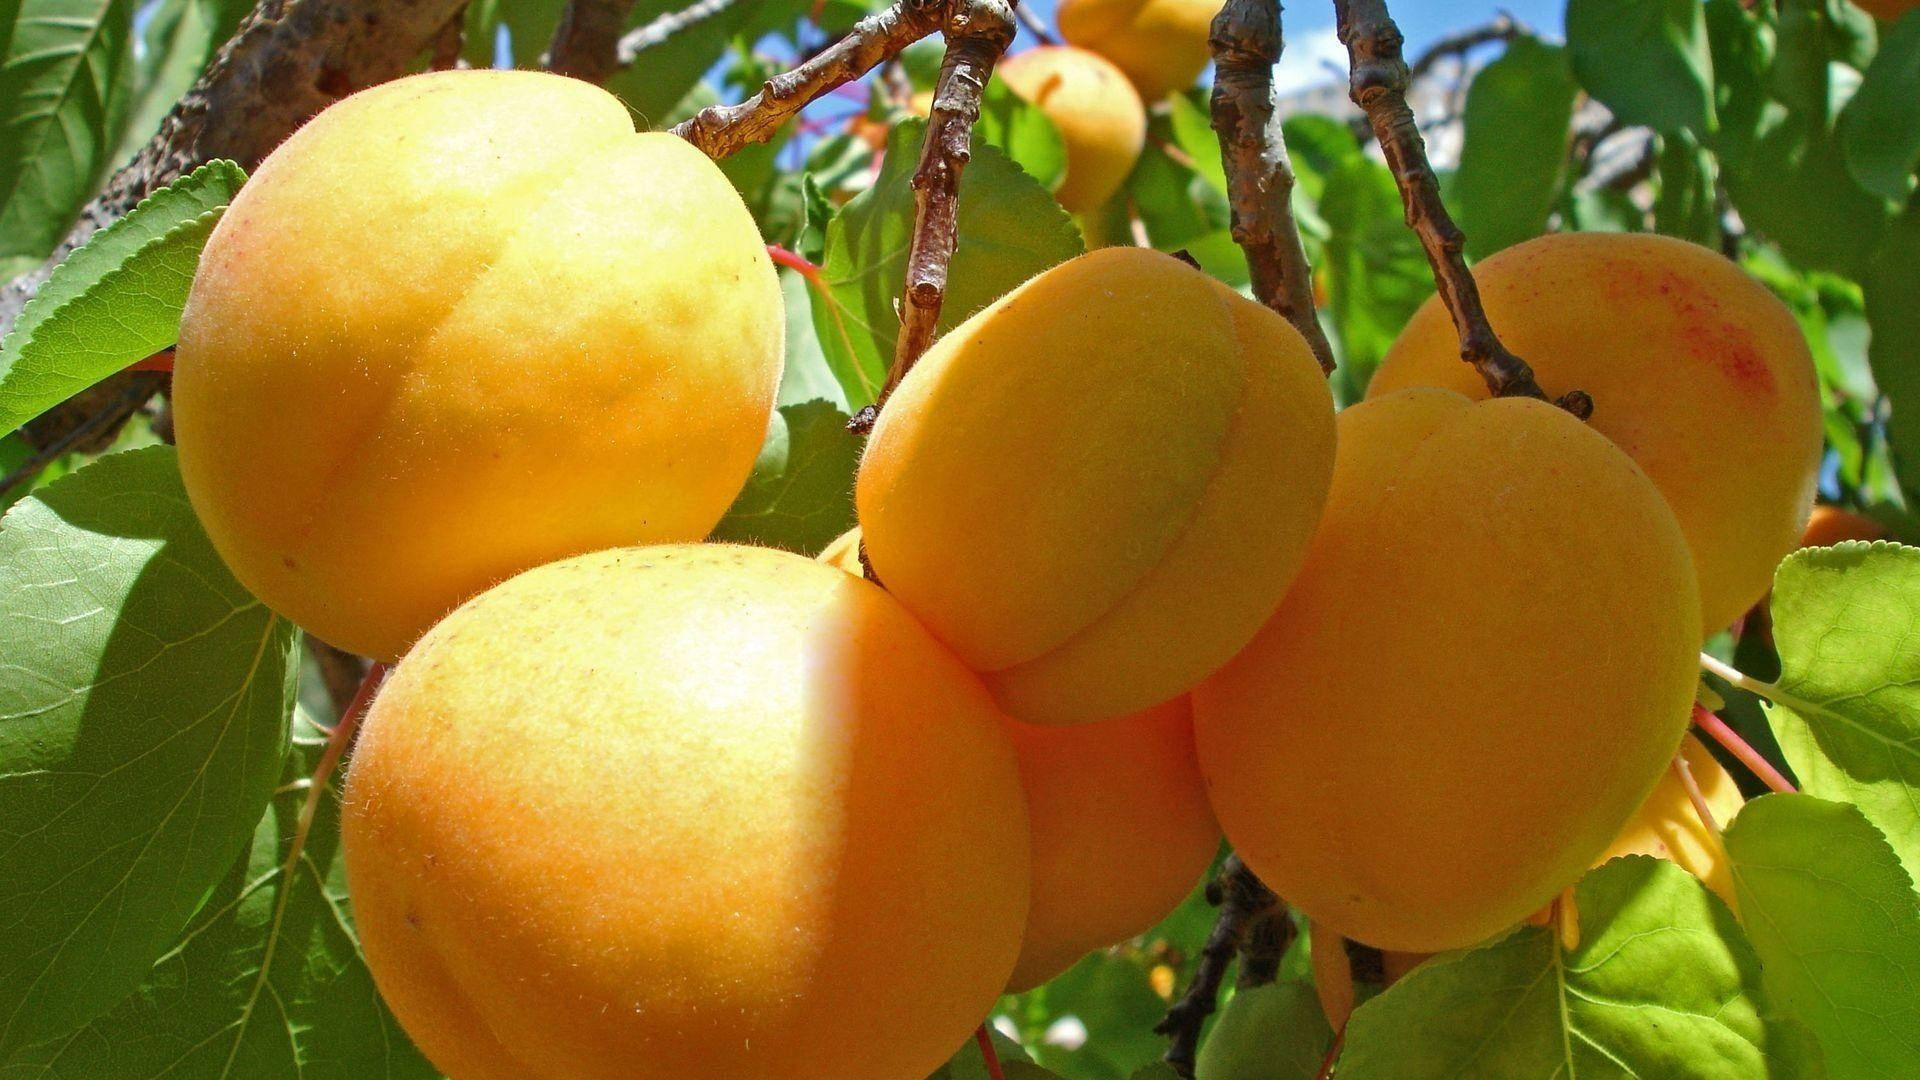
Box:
[1316,1026,1346,1080]
[1690,703,1795,795]
[765,242,825,283]
[126,348,174,374]
[976,1024,1006,1080]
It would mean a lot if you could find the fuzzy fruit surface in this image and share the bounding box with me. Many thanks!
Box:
[1801,504,1887,548]
[858,247,1336,724]
[341,545,1029,1080]
[1601,733,1745,911]
[1057,0,1219,101]
[998,46,1147,213]
[1194,389,1700,953]
[1369,232,1821,637]
[1853,0,1917,19]
[1005,696,1220,990]
[174,70,784,660]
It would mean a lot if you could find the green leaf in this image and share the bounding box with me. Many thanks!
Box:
[0,160,241,433]
[1720,104,1890,276]
[816,120,1082,409]
[1865,206,1920,503]
[1567,0,1716,135]
[110,0,249,168]
[605,1,792,129]
[0,446,296,1054]
[1339,858,1803,1078]
[1194,979,1333,1080]
[975,78,1066,193]
[460,0,561,68]
[1841,9,1920,201]
[1451,36,1577,261]
[5,707,435,1077]
[1764,542,1920,885]
[930,1028,1044,1079]
[1654,129,1722,246]
[774,268,848,410]
[1320,155,1432,406]
[1725,793,1920,1077]
[0,0,136,269]
[709,399,859,557]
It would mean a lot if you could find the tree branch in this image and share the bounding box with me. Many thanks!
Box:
[670,0,949,158]
[1209,0,1336,374]
[548,0,637,82]
[1154,855,1282,1079]
[618,0,741,63]
[1333,0,1590,417]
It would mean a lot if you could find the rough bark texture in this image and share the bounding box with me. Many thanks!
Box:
[618,0,741,63]
[1335,0,1589,416]
[671,0,949,158]
[1155,856,1282,1078]
[3,0,475,450]
[1210,0,1336,373]
[548,0,638,83]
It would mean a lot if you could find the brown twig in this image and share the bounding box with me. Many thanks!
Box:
[671,0,949,158]
[428,5,467,70]
[1406,16,1520,81]
[1333,0,1589,418]
[1155,855,1282,1078]
[2,0,474,446]
[1209,0,1336,374]
[548,0,637,82]
[1,375,164,493]
[618,0,741,63]
[1013,1,1055,44]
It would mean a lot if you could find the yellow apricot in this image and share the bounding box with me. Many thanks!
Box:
[998,46,1147,213]
[174,70,783,660]
[1005,697,1220,990]
[1057,0,1219,101]
[1193,389,1700,952]
[341,544,1029,1080]
[818,525,866,576]
[1601,734,1745,911]
[857,247,1336,724]
[1801,504,1887,548]
[1368,232,1820,636]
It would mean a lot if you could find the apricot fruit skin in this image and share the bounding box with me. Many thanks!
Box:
[857,247,1336,724]
[1057,0,1219,101]
[174,70,783,660]
[341,545,1029,1080]
[998,46,1148,213]
[1368,232,1820,636]
[1853,0,1917,20]
[1601,733,1745,911]
[1005,696,1220,990]
[1801,504,1887,548]
[1193,389,1700,953]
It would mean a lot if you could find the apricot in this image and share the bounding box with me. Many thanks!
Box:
[998,46,1147,213]
[818,525,865,576]
[1801,504,1887,548]
[1005,697,1221,990]
[1193,388,1700,952]
[1369,232,1821,636]
[341,544,1029,1080]
[1601,734,1745,911]
[1057,0,1219,101]
[1853,0,1917,20]
[857,247,1336,724]
[174,70,783,660]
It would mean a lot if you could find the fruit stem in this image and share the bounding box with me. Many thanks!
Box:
[1670,748,1721,836]
[1316,1026,1345,1080]
[126,348,175,374]
[765,243,825,282]
[1209,0,1338,373]
[975,1024,1007,1080]
[1332,0,1590,419]
[1689,698,1796,796]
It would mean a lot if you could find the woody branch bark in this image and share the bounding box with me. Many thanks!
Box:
[1209,0,1336,374]
[1334,0,1590,417]
[671,0,950,157]
[547,0,638,82]
[1155,855,1283,1078]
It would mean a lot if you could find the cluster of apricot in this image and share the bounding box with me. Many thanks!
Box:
[170,58,1821,1080]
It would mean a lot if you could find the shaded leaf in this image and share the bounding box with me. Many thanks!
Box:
[1864,206,1920,504]
[110,0,249,168]
[1725,793,1920,1077]
[1452,36,1577,260]
[1567,0,1716,135]
[1840,7,1920,200]
[0,446,295,1053]
[1194,979,1333,1080]
[709,399,858,557]
[1765,542,1920,884]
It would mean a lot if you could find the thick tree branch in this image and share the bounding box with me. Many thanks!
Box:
[671,0,949,157]
[618,0,741,63]
[3,0,474,451]
[1210,0,1336,374]
[548,0,637,82]
[1334,0,1590,417]
[1155,855,1282,1078]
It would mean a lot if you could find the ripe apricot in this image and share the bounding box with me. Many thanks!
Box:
[998,46,1147,213]
[1005,697,1220,990]
[174,70,783,660]
[857,247,1336,724]
[341,545,1028,1080]
[1369,232,1820,636]
[1601,734,1744,911]
[1193,389,1700,952]
[1057,0,1219,101]
[1801,504,1887,548]
[1853,0,1917,20]
[818,525,865,576]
